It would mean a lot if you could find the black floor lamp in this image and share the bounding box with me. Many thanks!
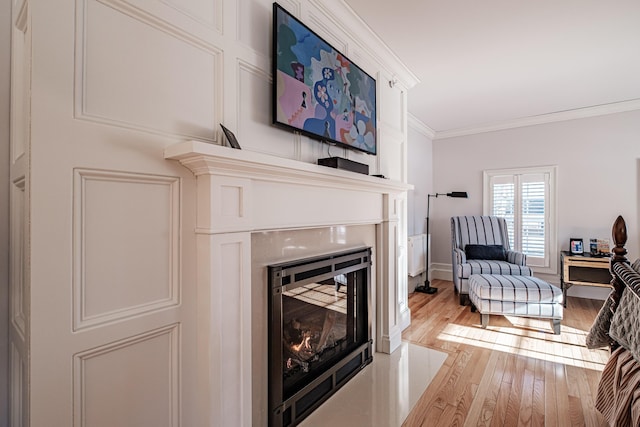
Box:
[414,191,468,294]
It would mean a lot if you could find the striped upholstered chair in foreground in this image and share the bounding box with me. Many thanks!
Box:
[451,216,533,305]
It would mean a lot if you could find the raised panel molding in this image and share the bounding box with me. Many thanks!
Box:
[194,175,252,233]
[379,71,406,135]
[14,0,28,31]
[160,0,221,33]
[11,0,30,164]
[277,0,300,17]
[10,341,29,427]
[237,61,299,158]
[206,232,252,426]
[377,127,404,182]
[10,177,27,341]
[378,123,405,147]
[237,0,270,58]
[75,0,223,141]
[395,193,410,331]
[73,169,180,331]
[73,324,180,427]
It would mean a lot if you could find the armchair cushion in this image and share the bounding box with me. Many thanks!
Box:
[465,244,507,261]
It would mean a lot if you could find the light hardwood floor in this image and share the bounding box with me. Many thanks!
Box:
[402,279,610,427]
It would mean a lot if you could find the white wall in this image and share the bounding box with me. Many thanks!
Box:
[0,0,10,424]
[431,109,640,297]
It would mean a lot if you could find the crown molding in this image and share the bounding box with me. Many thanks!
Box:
[407,113,436,139]
[433,99,640,140]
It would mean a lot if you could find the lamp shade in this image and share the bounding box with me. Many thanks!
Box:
[447,192,468,198]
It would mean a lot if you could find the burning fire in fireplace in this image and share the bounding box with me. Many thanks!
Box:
[283,283,347,375]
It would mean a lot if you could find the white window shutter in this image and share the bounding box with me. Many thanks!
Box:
[489,175,515,249]
[484,166,557,274]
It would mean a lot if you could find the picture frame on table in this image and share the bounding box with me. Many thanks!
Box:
[220,124,241,149]
[570,238,583,255]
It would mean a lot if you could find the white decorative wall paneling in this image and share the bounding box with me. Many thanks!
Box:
[396,192,410,331]
[376,194,401,354]
[277,0,301,18]
[73,169,181,331]
[114,0,224,40]
[237,61,299,158]
[203,232,252,427]
[10,341,28,427]
[10,0,29,163]
[75,0,223,141]
[160,0,221,33]
[10,177,27,341]
[237,0,273,57]
[380,71,406,135]
[9,2,30,426]
[73,324,180,427]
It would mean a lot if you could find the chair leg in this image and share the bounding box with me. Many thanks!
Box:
[459,294,468,306]
[470,303,477,313]
[481,313,489,329]
[552,319,561,335]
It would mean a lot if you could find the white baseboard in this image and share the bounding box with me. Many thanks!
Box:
[431,263,453,281]
[378,329,402,354]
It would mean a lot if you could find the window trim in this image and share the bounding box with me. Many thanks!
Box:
[482,165,558,275]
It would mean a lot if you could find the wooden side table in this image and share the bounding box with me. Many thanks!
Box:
[560,251,612,306]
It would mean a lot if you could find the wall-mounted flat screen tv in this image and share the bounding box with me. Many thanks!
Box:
[272,3,377,155]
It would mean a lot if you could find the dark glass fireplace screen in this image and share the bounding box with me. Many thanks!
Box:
[268,247,372,427]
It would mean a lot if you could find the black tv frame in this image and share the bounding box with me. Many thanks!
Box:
[271,2,377,156]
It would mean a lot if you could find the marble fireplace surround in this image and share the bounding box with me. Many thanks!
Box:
[165,141,412,426]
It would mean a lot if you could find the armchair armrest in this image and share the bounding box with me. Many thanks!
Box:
[453,248,466,264]
[506,250,527,266]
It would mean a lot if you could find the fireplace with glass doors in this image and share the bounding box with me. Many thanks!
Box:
[268,247,373,427]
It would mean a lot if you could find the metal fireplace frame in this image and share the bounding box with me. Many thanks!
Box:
[268,247,373,427]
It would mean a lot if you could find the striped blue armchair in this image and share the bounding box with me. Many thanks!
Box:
[451,216,532,305]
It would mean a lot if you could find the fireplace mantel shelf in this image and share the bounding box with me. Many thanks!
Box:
[165,140,413,194]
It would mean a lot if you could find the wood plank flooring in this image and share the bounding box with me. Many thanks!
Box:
[401,279,610,427]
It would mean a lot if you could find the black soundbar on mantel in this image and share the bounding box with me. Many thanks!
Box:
[317,157,369,175]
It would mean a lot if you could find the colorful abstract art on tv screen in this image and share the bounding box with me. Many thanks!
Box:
[272,3,377,155]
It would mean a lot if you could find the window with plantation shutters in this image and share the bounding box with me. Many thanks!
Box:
[483,166,558,274]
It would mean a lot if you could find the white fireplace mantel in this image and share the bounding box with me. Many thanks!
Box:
[165,141,412,231]
[165,140,413,426]
[165,141,411,191]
